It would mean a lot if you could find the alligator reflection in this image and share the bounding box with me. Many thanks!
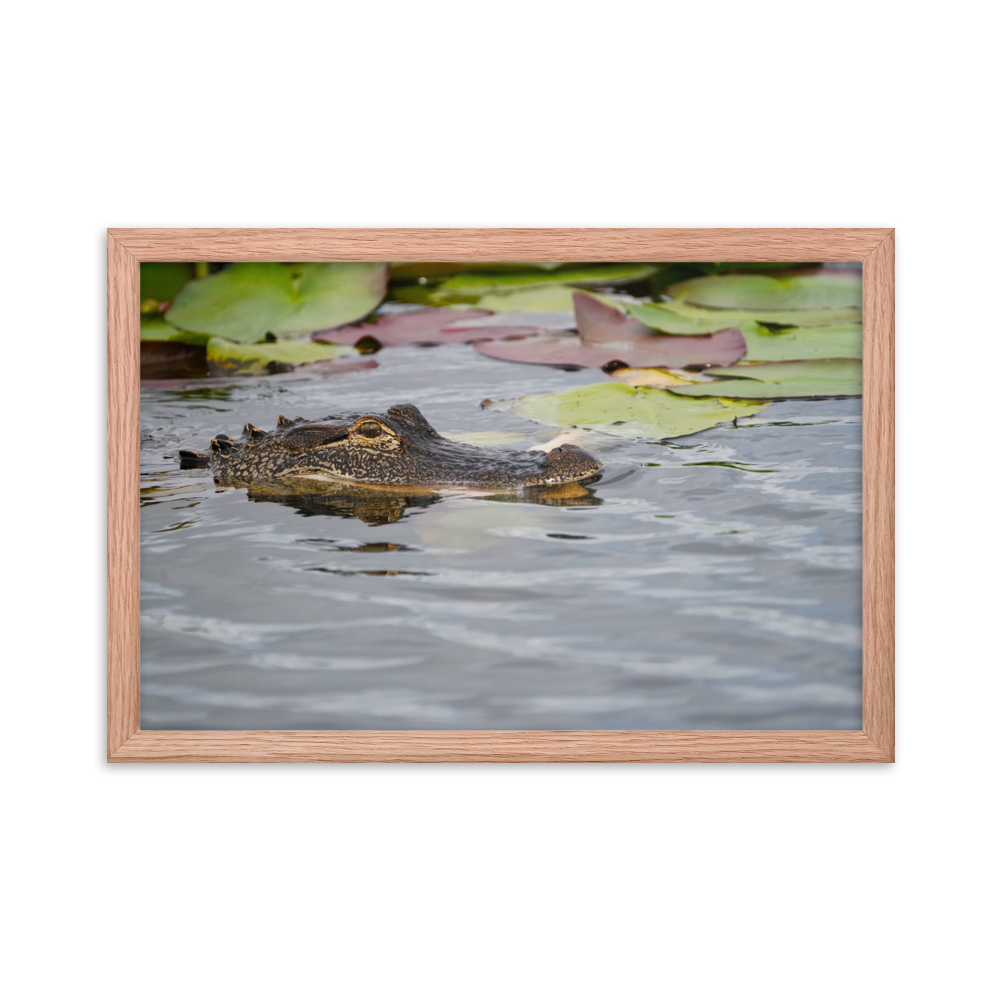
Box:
[244,477,602,525]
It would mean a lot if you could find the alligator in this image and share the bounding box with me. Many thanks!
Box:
[179,403,603,490]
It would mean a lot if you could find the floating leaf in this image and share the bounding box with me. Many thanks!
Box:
[389,262,568,281]
[205,336,358,376]
[471,285,582,312]
[166,263,387,342]
[139,315,214,347]
[475,332,615,368]
[140,262,196,304]
[623,300,738,334]
[496,382,768,440]
[668,273,862,310]
[475,327,745,369]
[434,263,657,297]
[661,299,862,328]
[444,309,576,333]
[607,367,710,389]
[140,317,179,341]
[574,291,656,343]
[741,323,862,362]
[314,308,492,347]
[668,359,862,399]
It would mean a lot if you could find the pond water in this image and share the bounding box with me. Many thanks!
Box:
[140,343,862,730]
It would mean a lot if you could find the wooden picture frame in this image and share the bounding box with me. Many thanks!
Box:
[108,228,894,763]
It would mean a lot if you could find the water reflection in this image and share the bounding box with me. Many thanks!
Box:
[482,479,603,509]
[245,480,441,524]
[242,477,602,524]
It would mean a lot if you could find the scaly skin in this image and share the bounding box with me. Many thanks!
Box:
[180,403,603,489]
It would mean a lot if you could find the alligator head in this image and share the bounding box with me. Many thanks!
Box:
[179,403,604,490]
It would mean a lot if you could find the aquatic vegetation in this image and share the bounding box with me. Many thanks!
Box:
[739,323,862,361]
[667,272,862,310]
[313,307,495,347]
[667,359,862,399]
[166,263,388,342]
[475,292,747,369]
[204,336,358,376]
[488,381,769,440]
[138,261,864,396]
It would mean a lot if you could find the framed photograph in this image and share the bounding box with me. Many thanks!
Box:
[108,228,893,762]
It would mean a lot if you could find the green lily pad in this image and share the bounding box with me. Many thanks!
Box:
[166,263,388,342]
[628,299,862,358]
[205,336,358,376]
[390,262,568,281]
[623,300,737,334]
[669,273,862,310]
[497,382,768,440]
[741,323,862,362]
[668,359,862,399]
[661,299,862,328]
[139,316,213,346]
[432,263,657,298]
[465,285,582,312]
[140,262,196,304]
[140,317,178,341]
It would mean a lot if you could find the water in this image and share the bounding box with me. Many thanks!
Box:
[140,343,862,730]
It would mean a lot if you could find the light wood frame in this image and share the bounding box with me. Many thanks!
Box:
[108,228,894,763]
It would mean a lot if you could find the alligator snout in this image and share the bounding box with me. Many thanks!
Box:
[533,443,604,485]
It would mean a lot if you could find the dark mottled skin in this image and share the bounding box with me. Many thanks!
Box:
[180,403,603,489]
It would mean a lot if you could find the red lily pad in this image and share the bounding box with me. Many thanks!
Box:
[444,311,576,333]
[573,292,654,344]
[474,329,746,370]
[313,308,491,347]
[441,310,576,340]
[474,292,746,369]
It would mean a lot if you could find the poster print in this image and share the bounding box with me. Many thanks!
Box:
[138,260,863,732]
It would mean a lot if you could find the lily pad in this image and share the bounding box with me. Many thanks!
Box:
[474,332,614,368]
[166,263,388,342]
[475,291,745,369]
[668,359,862,399]
[471,285,582,312]
[140,316,214,346]
[607,367,713,389]
[661,299,862,328]
[140,317,179,341]
[495,382,768,440]
[205,336,359,376]
[140,262,196,304]
[623,300,739,335]
[668,273,862,310]
[314,308,492,347]
[574,291,655,343]
[434,263,658,297]
[475,327,746,370]
[742,323,862,362]
[389,262,568,281]
[444,309,576,333]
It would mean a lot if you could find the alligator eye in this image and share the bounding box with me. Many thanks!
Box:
[356,421,384,439]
